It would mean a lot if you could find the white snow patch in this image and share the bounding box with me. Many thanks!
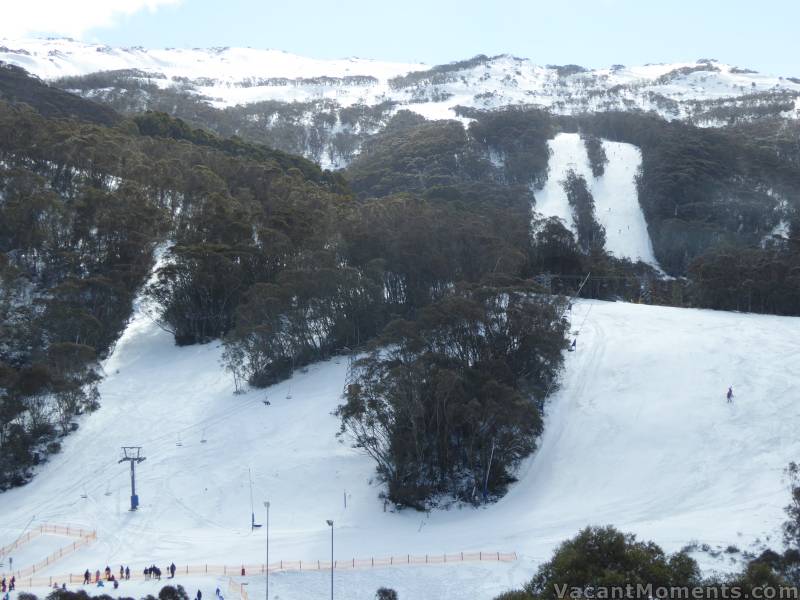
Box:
[533,133,659,267]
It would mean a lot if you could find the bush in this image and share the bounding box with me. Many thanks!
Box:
[497,526,700,599]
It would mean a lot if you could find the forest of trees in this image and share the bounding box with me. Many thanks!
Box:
[2,61,799,502]
[0,70,355,487]
[0,67,575,503]
[337,287,568,508]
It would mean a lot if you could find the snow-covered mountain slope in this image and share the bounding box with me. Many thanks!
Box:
[2,280,799,597]
[534,133,659,267]
[2,38,799,122]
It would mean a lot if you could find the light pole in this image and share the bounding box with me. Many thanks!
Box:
[263,501,270,600]
[326,519,334,600]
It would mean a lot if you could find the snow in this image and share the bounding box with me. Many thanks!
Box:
[1,39,799,121]
[533,133,660,267]
[2,283,799,598]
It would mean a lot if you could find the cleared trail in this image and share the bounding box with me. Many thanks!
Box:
[534,132,660,267]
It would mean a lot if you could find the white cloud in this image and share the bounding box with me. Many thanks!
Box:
[0,0,182,39]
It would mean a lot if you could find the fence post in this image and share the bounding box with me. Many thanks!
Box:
[407,554,409,564]
[444,554,446,563]
[497,552,500,560]
[352,558,354,568]
[479,552,482,560]
[371,558,374,567]
[299,560,302,571]
[205,565,207,574]
[425,555,428,564]
[461,552,463,561]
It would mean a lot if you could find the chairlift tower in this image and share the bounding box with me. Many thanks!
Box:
[119,447,146,511]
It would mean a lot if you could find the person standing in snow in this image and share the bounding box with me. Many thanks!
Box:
[196,590,203,600]
[125,566,130,580]
[170,562,176,578]
[727,386,734,403]
[10,577,15,591]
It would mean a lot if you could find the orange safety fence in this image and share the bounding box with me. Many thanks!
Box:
[1,526,97,580]
[10,550,517,589]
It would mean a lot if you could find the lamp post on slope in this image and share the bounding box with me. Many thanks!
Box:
[326,520,334,600]
[264,501,270,600]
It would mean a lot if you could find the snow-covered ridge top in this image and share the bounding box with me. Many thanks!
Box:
[0,37,428,81]
[2,38,799,122]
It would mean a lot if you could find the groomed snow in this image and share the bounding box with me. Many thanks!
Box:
[534,132,660,267]
[1,289,799,597]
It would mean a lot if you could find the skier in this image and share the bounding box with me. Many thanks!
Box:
[727,386,734,403]
[196,590,203,600]
[170,562,176,578]
[120,566,124,580]
[9,577,14,591]
[569,339,577,352]
[125,566,130,580]
[84,571,91,585]
[95,570,101,583]
[1,577,6,593]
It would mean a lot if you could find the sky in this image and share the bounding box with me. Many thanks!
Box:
[2,0,799,75]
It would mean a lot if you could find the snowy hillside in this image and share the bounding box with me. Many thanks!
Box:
[1,271,799,598]
[2,38,799,122]
[534,133,659,267]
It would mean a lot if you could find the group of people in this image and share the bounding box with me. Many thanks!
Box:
[1,577,15,593]
[82,565,132,590]
[77,562,178,587]
[145,563,176,580]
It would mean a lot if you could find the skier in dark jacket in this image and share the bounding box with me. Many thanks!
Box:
[727,386,733,403]
[170,563,176,578]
